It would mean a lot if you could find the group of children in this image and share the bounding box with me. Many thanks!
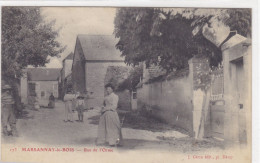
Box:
[63,91,92,123]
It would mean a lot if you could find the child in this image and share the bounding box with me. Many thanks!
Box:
[76,93,85,122]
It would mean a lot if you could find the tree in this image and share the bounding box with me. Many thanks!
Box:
[225,9,251,37]
[2,7,65,79]
[118,65,143,91]
[114,8,251,73]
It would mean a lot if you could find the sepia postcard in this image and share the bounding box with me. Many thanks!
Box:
[0,2,258,163]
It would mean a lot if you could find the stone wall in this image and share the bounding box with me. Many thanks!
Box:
[137,69,193,134]
[85,62,127,107]
[72,38,86,93]
[137,56,212,137]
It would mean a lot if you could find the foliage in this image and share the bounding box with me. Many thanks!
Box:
[114,8,251,73]
[195,59,224,91]
[2,7,65,79]
[118,65,143,91]
[180,8,251,37]
[114,8,197,72]
[104,66,131,91]
[219,9,251,37]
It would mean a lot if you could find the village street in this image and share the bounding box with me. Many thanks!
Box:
[1,6,254,163]
[2,100,223,153]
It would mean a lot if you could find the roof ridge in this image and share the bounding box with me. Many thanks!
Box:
[77,34,115,37]
[27,67,61,69]
[76,34,123,61]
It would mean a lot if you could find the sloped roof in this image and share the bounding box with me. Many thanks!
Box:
[77,35,124,61]
[221,34,248,51]
[27,68,61,81]
[63,52,74,61]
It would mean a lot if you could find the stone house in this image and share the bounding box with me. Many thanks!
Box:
[21,68,61,106]
[60,52,73,99]
[71,35,127,107]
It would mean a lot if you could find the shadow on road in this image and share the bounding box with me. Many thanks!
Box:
[16,110,34,120]
[88,112,189,135]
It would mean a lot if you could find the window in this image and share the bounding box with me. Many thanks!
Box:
[132,89,137,99]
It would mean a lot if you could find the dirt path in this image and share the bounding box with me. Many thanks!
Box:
[2,100,223,152]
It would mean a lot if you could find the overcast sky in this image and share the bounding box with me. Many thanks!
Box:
[41,7,117,68]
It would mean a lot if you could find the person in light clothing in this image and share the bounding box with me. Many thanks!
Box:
[76,93,86,122]
[96,83,122,146]
[63,91,77,122]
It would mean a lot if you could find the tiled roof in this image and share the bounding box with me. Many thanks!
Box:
[27,68,61,81]
[77,35,124,61]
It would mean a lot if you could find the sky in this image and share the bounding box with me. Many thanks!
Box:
[40,7,230,69]
[41,7,117,68]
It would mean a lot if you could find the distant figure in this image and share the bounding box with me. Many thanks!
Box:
[1,79,18,136]
[63,91,76,122]
[48,93,55,108]
[96,83,122,146]
[76,93,86,122]
[34,95,40,110]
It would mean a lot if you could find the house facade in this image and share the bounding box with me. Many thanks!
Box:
[21,68,61,106]
[60,52,73,99]
[221,34,251,145]
[72,35,127,107]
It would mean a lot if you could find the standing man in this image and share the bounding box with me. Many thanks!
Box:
[1,79,18,136]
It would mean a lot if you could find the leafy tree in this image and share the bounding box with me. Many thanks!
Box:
[2,7,65,79]
[114,8,251,73]
[225,9,251,37]
[118,65,143,91]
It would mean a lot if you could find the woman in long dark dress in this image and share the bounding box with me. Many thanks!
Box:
[96,84,122,146]
[48,93,55,108]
